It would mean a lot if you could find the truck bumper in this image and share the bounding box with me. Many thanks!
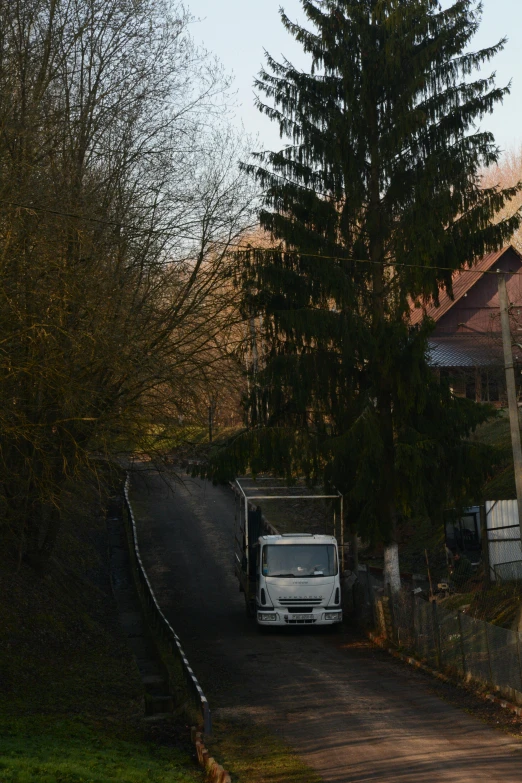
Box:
[256,610,342,626]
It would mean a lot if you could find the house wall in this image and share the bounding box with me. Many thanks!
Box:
[433,249,522,336]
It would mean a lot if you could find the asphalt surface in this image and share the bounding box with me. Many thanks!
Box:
[130,469,522,782]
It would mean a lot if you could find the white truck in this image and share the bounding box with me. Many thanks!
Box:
[233,478,343,627]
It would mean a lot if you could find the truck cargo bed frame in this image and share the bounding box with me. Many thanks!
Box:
[233,478,344,615]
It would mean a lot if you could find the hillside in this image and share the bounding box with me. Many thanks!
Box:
[0,478,201,783]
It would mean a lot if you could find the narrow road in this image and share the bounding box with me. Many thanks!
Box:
[130,469,522,782]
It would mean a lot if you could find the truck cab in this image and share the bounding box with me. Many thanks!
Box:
[256,534,342,626]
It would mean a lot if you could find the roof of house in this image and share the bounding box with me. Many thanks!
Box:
[428,335,504,368]
[410,246,522,327]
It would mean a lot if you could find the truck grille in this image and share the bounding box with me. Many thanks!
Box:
[278,598,322,606]
[284,617,317,624]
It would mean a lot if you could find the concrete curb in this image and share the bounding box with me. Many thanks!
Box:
[192,726,232,783]
[367,631,522,718]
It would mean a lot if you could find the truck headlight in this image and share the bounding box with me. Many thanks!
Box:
[325,612,341,621]
[258,613,278,622]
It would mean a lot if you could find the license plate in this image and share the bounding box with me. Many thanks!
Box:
[293,614,314,619]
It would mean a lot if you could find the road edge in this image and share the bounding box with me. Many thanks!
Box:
[367,630,522,718]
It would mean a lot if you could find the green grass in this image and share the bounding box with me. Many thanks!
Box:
[208,719,322,783]
[112,422,244,459]
[0,716,200,783]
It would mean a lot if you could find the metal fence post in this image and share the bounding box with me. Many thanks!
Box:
[413,595,419,653]
[203,700,212,736]
[484,619,495,687]
[517,632,522,690]
[457,612,467,678]
[386,584,396,643]
[431,600,442,669]
[480,505,491,586]
[365,567,375,628]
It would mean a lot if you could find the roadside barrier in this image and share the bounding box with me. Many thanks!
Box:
[123,474,212,734]
[191,727,232,783]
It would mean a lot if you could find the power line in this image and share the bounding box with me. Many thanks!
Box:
[1,196,520,278]
[0,198,159,235]
[0,198,210,242]
[228,243,522,277]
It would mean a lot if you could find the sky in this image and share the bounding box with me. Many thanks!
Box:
[186,0,522,155]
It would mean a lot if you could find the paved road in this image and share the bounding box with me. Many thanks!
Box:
[130,469,522,782]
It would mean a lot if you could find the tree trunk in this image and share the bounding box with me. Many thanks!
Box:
[371,248,401,592]
[384,543,401,593]
[379,396,401,592]
[368,111,401,593]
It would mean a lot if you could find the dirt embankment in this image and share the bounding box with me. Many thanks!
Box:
[0,496,141,719]
[0,479,202,783]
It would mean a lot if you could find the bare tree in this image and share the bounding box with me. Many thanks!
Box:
[0,0,256,571]
[482,145,522,253]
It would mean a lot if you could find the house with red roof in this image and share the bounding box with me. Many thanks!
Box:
[410,245,522,403]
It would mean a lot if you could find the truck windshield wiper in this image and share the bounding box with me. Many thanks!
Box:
[270,573,297,577]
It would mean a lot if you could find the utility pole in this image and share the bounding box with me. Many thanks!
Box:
[497,271,522,542]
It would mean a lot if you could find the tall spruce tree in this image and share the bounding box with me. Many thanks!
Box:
[234,0,521,589]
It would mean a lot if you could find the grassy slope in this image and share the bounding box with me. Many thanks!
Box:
[0,484,201,783]
[438,582,522,628]
[471,410,516,500]
[0,716,199,783]
[115,423,244,465]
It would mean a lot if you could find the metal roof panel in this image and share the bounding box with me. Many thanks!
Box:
[428,335,503,367]
[410,246,522,326]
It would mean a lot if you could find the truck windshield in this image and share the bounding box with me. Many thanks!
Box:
[262,545,337,578]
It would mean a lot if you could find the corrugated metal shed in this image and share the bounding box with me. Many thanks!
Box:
[485,500,522,580]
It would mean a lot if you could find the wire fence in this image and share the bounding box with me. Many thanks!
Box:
[353,567,522,703]
[494,560,522,582]
[123,474,212,734]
